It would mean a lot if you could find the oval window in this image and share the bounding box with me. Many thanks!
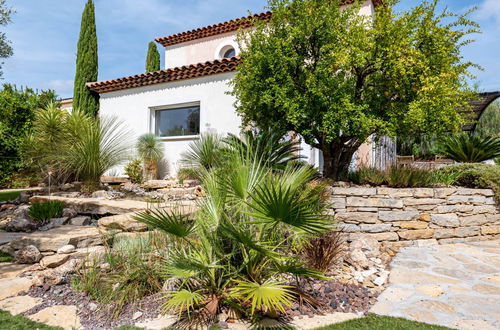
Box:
[222,47,236,58]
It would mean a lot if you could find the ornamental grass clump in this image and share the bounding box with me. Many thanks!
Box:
[438,133,500,163]
[133,133,332,327]
[28,201,65,223]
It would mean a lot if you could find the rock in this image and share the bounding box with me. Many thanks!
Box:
[14,245,42,264]
[19,191,31,203]
[379,211,419,222]
[347,197,403,209]
[0,277,33,300]
[62,208,78,218]
[0,296,42,315]
[69,216,91,226]
[88,302,98,311]
[60,183,76,191]
[434,188,457,198]
[447,195,486,204]
[133,311,143,320]
[33,258,82,287]
[415,300,455,314]
[336,212,378,224]
[98,212,147,232]
[330,187,377,196]
[430,214,460,228]
[398,221,428,229]
[398,229,434,240]
[29,305,81,329]
[359,224,392,233]
[57,244,76,254]
[413,188,434,198]
[6,226,102,252]
[348,249,369,270]
[482,225,500,235]
[4,216,37,232]
[38,217,69,231]
[40,254,70,268]
[350,237,380,257]
[73,246,107,259]
[376,188,414,197]
[416,285,444,297]
[91,190,109,199]
[143,180,173,189]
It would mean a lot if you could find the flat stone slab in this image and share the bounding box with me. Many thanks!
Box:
[5,225,102,252]
[0,295,42,315]
[0,232,24,245]
[0,262,31,278]
[29,305,81,330]
[30,195,150,215]
[0,277,32,300]
[370,240,500,329]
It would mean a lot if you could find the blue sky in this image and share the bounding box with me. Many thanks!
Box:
[3,0,500,98]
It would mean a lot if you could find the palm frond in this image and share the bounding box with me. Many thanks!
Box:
[230,280,294,314]
[133,208,195,239]
[181,133,224,170]
[162,289,203,314]
[137,133,164,162]
[438,133,500,163]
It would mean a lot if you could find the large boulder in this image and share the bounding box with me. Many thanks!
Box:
[38,217,69,231]
[98,212,147,232]
[32,258,82,287]
[4,216,37,232]
[40,254,70,268]
[14,245,42,264]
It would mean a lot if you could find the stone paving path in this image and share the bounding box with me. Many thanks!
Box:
[370,240,500,330]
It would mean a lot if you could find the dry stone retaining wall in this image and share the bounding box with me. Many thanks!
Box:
[329,187,499,245]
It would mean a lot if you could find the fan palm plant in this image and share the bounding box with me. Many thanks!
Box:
[438,133,500,163]
[134,145,331,327]
[137,133,164,181]
[180,133,224,171]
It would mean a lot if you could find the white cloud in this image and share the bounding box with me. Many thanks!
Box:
[48,79,74,94]
[475,0,500,22]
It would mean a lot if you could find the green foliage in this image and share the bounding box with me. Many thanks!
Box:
[0,251,15,262]
[436,163,500,198]
[0,190,23,202]
[22,105,131,186]
[0,309,62,330]
[438,133,500,163]
[475,100,500,139]
[73,0,99,116]
[397,133,440,160]
[177,167,199,181]
[72,233,165,317]
[314,314,452,330]
[0,0,13,77]
[232,0,479,179]
[124,159,143,183]
[28,201,65,223]
[347,166,457,188]
[137,133,164,180]
[0,85,57,186]
[134,142,331,325]
[181,133,224,171]
[146,41,161,73]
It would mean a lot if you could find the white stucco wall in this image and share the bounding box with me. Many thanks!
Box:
[165,32,239,68]
[99,72,241,177]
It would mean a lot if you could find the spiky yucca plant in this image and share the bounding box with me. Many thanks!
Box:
[137,133,164,181]
[134,138,331,326]
[438,133,500,163]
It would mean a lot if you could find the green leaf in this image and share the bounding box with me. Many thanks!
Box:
[133,208,194,238]
[230,280,294,314]
[162,289,203,314]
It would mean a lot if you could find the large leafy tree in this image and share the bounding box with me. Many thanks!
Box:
[0,0,13,78]
[0,85,56,186]
[146,41,160,72]
[232,0,479,179]
[73,0,99,116]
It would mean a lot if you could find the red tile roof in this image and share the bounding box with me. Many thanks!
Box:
[155,0,383,47]
[86,57,240,94]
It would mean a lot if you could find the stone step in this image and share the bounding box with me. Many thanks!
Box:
[29,195,150,215]
[4,225,102,252]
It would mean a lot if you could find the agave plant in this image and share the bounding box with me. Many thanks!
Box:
[134,147,331,326]
[438,133,500,163]
[137,133,164,181]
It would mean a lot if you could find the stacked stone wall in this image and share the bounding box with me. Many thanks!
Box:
[329,187,499,245]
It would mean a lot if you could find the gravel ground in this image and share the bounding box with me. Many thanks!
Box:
[20,276,379,329]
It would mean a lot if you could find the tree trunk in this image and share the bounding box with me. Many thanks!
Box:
[322,138,361,180]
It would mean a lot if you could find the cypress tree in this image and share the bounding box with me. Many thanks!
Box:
[73,0,99,116]
[146,41,160,73]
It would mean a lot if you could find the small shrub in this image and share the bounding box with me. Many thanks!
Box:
[124,159,143,183]
[28,200,65,222]
[347,167,385,185]
[72,233,165,317]
[436,163,500,199]
[176,167,200,182]
[438,133,500,163]
[300,230,346,273]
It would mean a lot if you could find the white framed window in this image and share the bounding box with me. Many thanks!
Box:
[215,41,239,60]
[152,103,200,139]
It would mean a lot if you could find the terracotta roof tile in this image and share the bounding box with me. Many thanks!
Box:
[155,0,383,47]
[86,57,240,94]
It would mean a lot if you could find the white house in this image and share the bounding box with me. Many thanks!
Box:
[87,0,387,178]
